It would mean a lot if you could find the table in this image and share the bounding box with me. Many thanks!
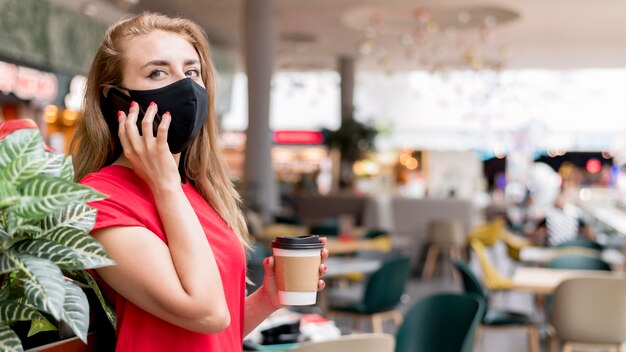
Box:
[325,238,387,255]
[511,267,621,294]
[324,257,382,278]
[519,247,625,267]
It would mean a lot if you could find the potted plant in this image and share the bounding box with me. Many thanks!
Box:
[322,116,378,189]
[0,123,115,351]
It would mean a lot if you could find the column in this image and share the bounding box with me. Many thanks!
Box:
[242,0,278,220]
[339,56,355,120]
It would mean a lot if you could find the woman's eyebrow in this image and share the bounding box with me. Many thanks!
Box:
[141,60,169,68]
[184,59,200,66]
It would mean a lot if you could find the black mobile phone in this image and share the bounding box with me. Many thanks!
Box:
[106,89,161,136]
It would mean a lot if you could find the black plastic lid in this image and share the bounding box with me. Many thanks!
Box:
[271,235,323,250]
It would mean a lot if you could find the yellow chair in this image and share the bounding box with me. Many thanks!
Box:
[501,230,532,261]
[468,218,505,246]
[469,238,513,291]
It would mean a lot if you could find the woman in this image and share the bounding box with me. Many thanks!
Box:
[70,12,328,351]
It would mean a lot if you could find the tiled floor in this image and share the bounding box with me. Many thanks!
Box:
[329,242,548,352]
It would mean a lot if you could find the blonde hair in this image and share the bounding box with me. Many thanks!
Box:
[70,12,249,250]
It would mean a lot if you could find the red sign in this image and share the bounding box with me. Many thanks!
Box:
[0,60,58,102]
[273,130,324,145]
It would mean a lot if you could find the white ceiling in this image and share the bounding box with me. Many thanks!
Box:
[51,0,626,72]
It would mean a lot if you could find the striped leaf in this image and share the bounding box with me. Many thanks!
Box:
[0,279,9,301]
[39,204,98,236]
[65,270,116,328]
[19,255,66,320]
[0,129,44,169]
[13,239,84,270]
[0,301,40,323]
[61,281,89,343]
[0,179,19,208]
[0,254,15,275]
[0,324,23,352]
[45,228,115,269]
[12,225,42,239]
[41,153,66,178]
[0,223,8,243]
[28,315,57,337]
[0,154,47,188]
[12,176,106,220]
[60,155,75,181]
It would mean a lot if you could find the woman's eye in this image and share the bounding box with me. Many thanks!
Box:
[148,70,166,79]
[186,69,200,77]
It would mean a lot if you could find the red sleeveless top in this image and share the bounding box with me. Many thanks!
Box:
[81,165,245,352]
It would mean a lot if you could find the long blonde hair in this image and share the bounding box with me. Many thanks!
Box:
[70,12,249,249]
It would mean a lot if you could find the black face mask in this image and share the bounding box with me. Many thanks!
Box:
[100,78,209,154]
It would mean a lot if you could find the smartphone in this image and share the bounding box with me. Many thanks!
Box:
[106,89,161,136]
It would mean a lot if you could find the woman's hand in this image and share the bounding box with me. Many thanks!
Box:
[117,101,181,191]
[258,237,330,310]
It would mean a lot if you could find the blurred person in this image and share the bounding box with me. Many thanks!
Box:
[70,12,328,351]
[529,191,595,246]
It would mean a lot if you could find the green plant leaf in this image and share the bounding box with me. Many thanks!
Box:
[12,176,106,220]
[0,154,47,188]
[45,228,115,269]
[60,155,75,181]
[28,315,57,337]
[39,204,98,236]
[60,281,89,343]
[0,255,16,275]
[0,301,40,323]
[18,255,66,320]
[13,239,84,270]
[0,223,9,243]
[0,324,23,352]
[64,270,116,328]
[0,277,10,301]
[0,129,44,169]
[0,179,19,208]
[41,153,67,178]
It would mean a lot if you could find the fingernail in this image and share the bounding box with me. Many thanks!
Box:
[321,281,326,287]
[323,264,327,271]
[117,111,123,120]
[164,111,171,118]
[264,258,270,265]
[130,101,137,108]
[149,101,155,108]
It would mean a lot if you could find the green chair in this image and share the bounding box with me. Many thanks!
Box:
[246,241,272,294]
[554,238,603,251]
[327,256,411,333]
[547,254,611,271]
[395,293,484,352]
[310,219,339,237]
[452,260,540,352]
[364,228,389,239]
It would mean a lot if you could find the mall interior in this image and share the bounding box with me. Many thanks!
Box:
[2,0,626,351]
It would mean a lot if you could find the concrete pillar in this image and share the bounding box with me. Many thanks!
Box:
[339,56,355,120]
[242,0,278,220]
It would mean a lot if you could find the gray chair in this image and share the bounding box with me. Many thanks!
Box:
[422,218,466,280]
[293,333,394,352]
[550,277,626,352]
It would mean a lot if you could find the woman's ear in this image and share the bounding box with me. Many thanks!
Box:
[102,87,110,98]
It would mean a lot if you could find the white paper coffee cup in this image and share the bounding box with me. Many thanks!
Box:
[272,235,323,306]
